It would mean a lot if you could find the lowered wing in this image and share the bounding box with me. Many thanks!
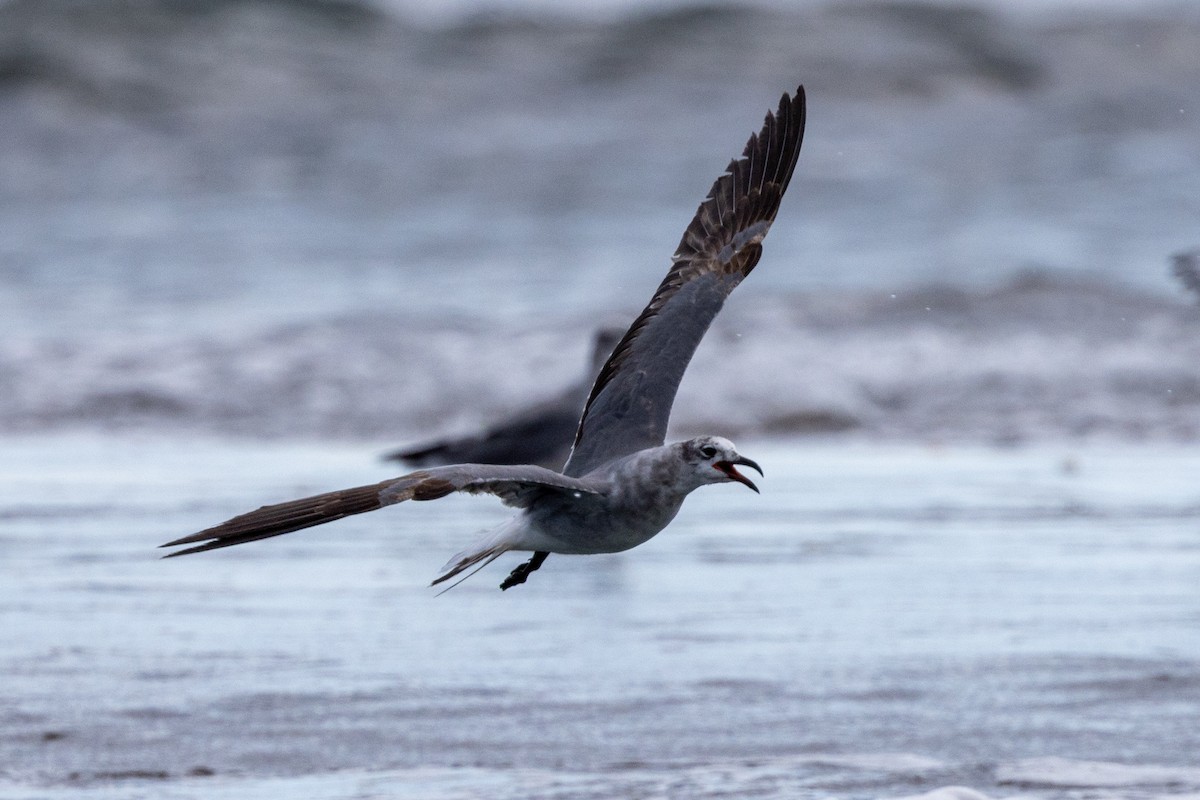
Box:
[160,465,602,557]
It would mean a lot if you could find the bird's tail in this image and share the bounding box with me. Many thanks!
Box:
[430,520,520,590]
[430,545,510,591]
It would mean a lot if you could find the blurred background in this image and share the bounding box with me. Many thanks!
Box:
[3,2,1200,798]
[2,0,1198,446]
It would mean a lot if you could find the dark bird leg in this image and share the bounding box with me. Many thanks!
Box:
[500,551,549,591]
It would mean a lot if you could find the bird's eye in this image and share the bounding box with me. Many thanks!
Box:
[699,445,718,459]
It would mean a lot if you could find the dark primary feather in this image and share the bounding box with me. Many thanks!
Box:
[564,86,806,478]
[161,481,394,556]
[160,465,602,557]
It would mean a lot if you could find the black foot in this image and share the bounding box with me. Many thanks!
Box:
[500,551,549,591]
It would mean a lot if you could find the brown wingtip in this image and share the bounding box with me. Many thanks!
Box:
[159,539,237,558]
[159,480,393,557]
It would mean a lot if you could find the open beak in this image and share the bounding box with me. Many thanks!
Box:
[714,456,762,494]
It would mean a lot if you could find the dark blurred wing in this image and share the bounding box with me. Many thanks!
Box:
[381,329,621,470]
[1172,250,1200,303]
[564,86,806,477]
[160,465,601,557]
[381,403,581,469]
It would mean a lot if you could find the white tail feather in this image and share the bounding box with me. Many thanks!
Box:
[432,549,509,595]
[430,520,523,589]
[431,543,511,588]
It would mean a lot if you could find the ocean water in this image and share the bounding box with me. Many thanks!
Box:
[1,0,1199,445]
[2,0,1199,797]
[2,436,1199,799]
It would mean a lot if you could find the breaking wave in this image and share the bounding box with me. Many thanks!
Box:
[4,274,1198,445]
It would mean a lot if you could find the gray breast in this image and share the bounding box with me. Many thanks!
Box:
[525,449,688,555]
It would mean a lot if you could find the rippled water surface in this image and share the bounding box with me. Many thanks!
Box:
[2,436,1198,799]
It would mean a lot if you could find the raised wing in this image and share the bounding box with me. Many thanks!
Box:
[160,465,602,557]
[564,86,806,477]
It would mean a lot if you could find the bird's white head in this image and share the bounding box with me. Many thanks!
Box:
[680,436,762,493]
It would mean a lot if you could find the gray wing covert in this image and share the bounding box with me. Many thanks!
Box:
[384,464,602,509]
[160,465,601,556]
[564,86,806,478]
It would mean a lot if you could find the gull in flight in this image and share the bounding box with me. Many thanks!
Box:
[162,85,807,591]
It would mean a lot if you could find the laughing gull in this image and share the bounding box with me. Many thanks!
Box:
[162,85,806,591]
[381,328,623,470]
